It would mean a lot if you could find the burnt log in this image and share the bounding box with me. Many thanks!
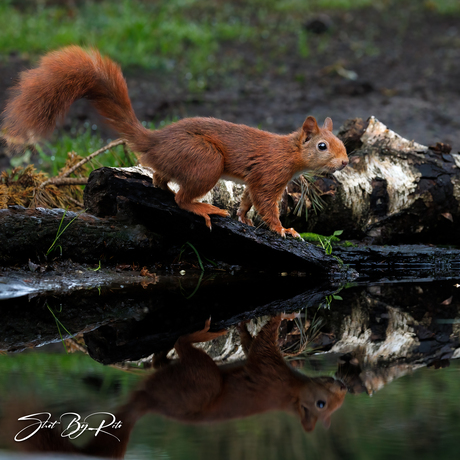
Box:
[0,172,352,277]
[0,205,166,265]
[81,166,352,276]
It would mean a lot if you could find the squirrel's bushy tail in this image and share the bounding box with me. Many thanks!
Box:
[1,46,150,150]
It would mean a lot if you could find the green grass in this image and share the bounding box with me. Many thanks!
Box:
[0,0,253,91]
[0,352,141,399]
[1,0,458,93]
[3,0,459,174]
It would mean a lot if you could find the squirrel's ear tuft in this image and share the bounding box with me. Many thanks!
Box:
[302,116,319,141]
[323,117,333,131]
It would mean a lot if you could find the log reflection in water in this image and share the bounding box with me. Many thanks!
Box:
[3,315,347,458]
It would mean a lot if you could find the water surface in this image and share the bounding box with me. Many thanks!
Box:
[1,274,459,459]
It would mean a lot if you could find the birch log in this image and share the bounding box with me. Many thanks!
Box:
[206,117,460,244]
[305,116,460,244]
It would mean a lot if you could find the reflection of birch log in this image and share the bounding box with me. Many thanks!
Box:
[331,306,418,361]
[331,289,460,395]
[331,306,420,395]
[336,357,420,396]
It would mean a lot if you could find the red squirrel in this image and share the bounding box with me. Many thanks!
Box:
[6,316,347,458]
[128,316,347,428]
[1,46,349,237]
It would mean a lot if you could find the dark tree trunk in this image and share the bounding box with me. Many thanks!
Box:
[0,205,166,265]
[81,166,352,276]
[0,169,352,277]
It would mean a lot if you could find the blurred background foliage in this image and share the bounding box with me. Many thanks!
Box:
[1,0,459,175]
[1,0,459,89]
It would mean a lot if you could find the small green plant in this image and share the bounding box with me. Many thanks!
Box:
[183,271,205,300]
[319,230,343,255]
[178,241,217,271]
[323,293,343,309]
[46,207,82,256]
[179,241,204,271]
[301,230,343,255]
[323,283,345,308]
[178,242,217,299]
[88,261,102,272]
[46,303,74,353]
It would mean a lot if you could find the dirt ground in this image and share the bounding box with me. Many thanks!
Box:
[0,5,459,169]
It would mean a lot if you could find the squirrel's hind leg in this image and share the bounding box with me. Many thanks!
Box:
[237,188,254,226]
[174,172,229,228]
[175,194,229,228]
[152,172,175,194]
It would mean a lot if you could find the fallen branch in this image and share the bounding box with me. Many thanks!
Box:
[38,138,125,188]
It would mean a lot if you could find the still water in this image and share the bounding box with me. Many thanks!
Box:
[0,272,459,459]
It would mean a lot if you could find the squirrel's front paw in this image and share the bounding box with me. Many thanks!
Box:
[280,227,301,239]
[237,210,254,226]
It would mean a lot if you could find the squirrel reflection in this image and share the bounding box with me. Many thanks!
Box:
[11,315,347,458]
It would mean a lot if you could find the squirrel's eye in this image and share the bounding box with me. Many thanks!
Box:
[316,400,326,409]
[318,142,327,151]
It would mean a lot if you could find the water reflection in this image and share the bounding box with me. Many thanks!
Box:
[2,315,346,458]
[1,278,460,459]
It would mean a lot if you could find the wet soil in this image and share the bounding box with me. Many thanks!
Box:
[1,4,459,171]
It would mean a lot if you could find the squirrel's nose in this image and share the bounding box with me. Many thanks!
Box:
[342,160,349,167]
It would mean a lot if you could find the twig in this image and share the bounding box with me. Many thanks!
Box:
[66,196,85,208]
[39,138,126,188]
[41,177,88,186]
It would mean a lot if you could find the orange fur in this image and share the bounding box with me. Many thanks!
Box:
[127,316,347,431]
[5,317,346,458]
[1,46,349,236]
